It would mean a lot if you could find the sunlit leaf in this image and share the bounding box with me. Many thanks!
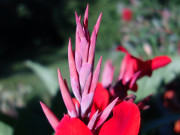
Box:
[0,121,13,135]
[25,60,58,96]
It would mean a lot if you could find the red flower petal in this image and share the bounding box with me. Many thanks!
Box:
[151,56,171,70]
[99,101,140,135]
[55,115,92,135]
[91,83,109,117]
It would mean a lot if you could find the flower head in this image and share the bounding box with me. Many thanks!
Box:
[40,5,141,135]
[109,46,171,98]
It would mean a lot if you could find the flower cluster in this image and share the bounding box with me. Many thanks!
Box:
[40,5,171,135]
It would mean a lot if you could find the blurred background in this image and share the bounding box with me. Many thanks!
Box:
[0,0,180,134]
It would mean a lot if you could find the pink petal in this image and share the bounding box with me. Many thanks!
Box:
[101,60,114,88]
[99,101,141,135]
[55,115,92,135]
[90,83,109,117]
[68,38,79,83]
[68,39,81,101]
[95,97,119,129]
[88,30,96,66]
[83,4,89,29]
[80,92,94,117]
[58,68,77,116]
[118,55,129,80]
[83,73,92,97]
[75,51,82,73]
[89,56,102,93]
[129,71,141,90]
[40,101,59,130]
[75,12,85,39]
[94,12,102,35]
[87,110,99,130]
[79,63,92,90]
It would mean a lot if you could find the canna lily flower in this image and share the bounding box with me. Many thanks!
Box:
[92,46,171,109]
[40,5,141,135]
[109,46,171,98]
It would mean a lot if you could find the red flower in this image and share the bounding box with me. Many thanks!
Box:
[40,5,141,135]
[114,46,171,93]
[90,83,109,118]
[54,101,140,135]
[122,8,133,22]
[99,46,171,99]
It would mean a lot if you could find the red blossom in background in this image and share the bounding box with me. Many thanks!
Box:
[122,8,133,22]
[40,5,141,135]
[109,46,171,99]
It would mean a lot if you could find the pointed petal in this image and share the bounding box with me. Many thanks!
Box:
[83,73,92,97]
[55,115,92,135]
[71,77,82,102]
[81,92,94,117]
[83,4,89,29]
[151,56,171,70]
[99,101,141,135]
[129,71,141,91]
[75,26,81,54]
[122,60,134,84]
[88,30,96,65]
[79,37,89,63]
[68,39,81,101]
[116,46,129,54]
[40,101,59,130]
[79,63,92,90]
[89,57,102,93]
[101,60,115,88]
[118,55,129,80]
[90,83,109,118]
[58,68,77,116]
[75,12,85,38]
[95,97,118,129]
[87,110,99,130]
[94,12,102,35]
[68,38,79,83]
[75,51,82,73]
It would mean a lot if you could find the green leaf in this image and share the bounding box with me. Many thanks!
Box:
[0,121,13,135]
[25,60,58,96]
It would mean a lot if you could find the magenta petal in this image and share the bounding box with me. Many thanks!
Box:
[89,56,102,93]
[75,12,85,39]
[40,102,59,130]
[91,83,109,117]
[58,69,77,116]
[79,63,92,90]
[95,97,118,129]
[80,92,94,117]
[88,30,96,65]
[99,101,141,135]
[83,73,92,97]
[87,110,99,130]
[101,60,114,88]
[83,4,89,29]
[55,115,92,135]
[94,12,102,35]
